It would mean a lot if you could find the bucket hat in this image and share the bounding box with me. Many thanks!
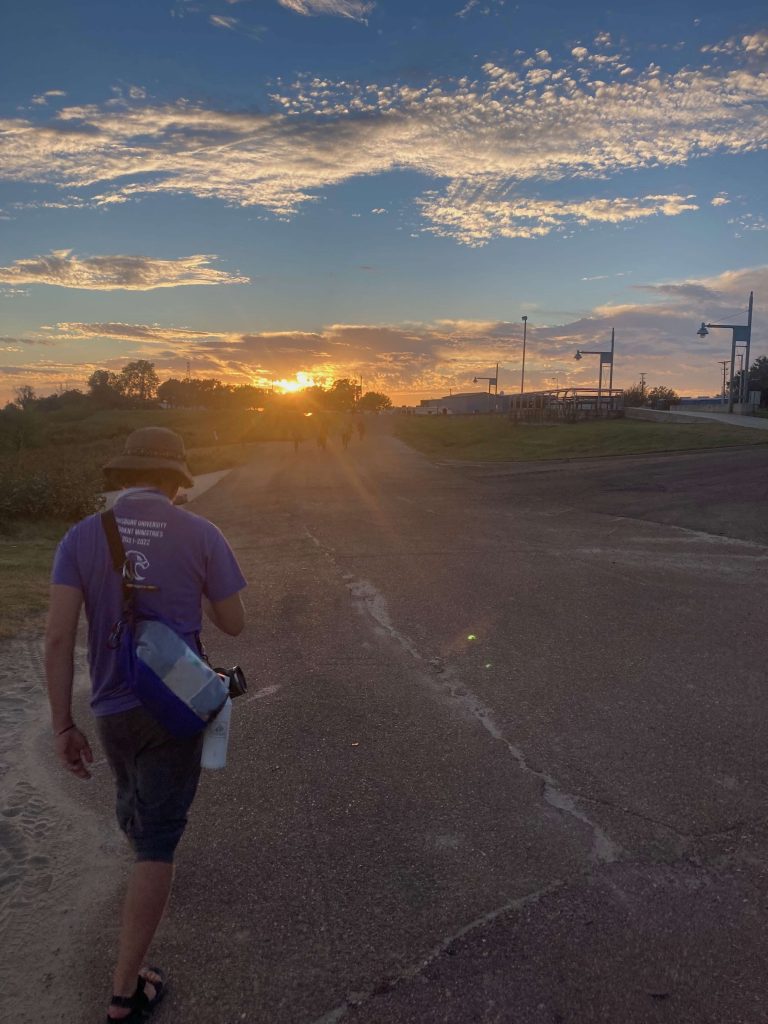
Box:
[103,426,194,488]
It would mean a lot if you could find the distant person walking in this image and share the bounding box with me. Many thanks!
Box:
[315,420,329,451]
[45,427,247,1023]
[340,420,353,449]
[355,415,366,441]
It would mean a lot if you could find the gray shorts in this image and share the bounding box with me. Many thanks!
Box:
[97,706,204,863]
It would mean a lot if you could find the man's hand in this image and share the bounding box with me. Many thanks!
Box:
[55,727,94,780]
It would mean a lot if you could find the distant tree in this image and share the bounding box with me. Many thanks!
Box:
[14,385,37,409]
[646,385,680,410]
[749,355,768,388]
[358,390,392,411]
[231,384,267,409]
[157,378,187,408]
[326,378,360,411]
[748,356,768,406]
[35,388,87,413]
[302,385,331,410]
[88,369,124,407]
[119,360,159,403]
[0,403,40,453]
[622,381,647,407]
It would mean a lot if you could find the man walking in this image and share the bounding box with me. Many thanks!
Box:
[45,427,247,1022]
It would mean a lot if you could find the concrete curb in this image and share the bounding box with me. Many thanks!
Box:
[625,407,768,430]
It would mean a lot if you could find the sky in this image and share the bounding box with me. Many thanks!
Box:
[1,0,766,406]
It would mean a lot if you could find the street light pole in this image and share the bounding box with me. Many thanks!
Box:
[520,316,528,394]
[696,291,754,414]
[744,291,754,404]
[574,329,616,414]
[608,327,615,394]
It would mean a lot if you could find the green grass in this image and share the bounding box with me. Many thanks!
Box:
[395,415,768,462]
[0,521,64,639]
[0,411,271,633]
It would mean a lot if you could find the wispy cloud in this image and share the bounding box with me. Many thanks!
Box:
[729,212,768,235]
[208,12,265,38]
[1,41,766,243]
[22,265,759,404]
[702,29,768,57]
[456,0,505,17]
[0,335,55,347]
[30,89,67,106]
[210,14,239,29]
[419,190,699,246]
[0,252,249,290]
[276,0,373,20]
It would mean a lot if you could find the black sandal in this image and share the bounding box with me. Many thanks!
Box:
[106,967,166,1022]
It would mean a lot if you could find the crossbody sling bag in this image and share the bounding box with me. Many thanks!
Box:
[101,509,229,738]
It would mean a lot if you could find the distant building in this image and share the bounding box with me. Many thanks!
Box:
[418,391,513,415]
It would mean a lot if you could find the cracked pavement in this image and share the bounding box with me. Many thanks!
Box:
[59,425,768,1023]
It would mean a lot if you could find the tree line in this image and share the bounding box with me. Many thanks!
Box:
[5,360,393,415]
[623,356,768,410]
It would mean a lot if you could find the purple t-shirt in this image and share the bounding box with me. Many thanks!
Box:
[51,488,247,717]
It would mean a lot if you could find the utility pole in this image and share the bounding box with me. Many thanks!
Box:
[717,360,729,405]
[639,372,647,393]
[520,316,528,394]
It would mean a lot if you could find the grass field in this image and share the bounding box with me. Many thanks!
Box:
[0,521,63,639]
[0,405,356,634]
[394,415,768,461]
[0,407,270,635]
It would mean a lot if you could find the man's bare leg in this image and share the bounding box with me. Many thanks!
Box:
[107,861,174,1020]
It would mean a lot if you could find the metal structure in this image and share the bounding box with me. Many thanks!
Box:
[520,316,528,394]
[696,292,754,413]
[473,363,498,412]
[507,387,624,423]
[574,328,615,402]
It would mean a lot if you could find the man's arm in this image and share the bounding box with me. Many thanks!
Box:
[45,584,93,779]
[203,592,245,636]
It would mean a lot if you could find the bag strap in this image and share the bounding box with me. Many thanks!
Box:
[100,509,159,601]
[101,509,126,573]
[101,508,199,650]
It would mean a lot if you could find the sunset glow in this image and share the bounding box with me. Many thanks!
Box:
[0,3,765,406]
[273,372,318,394]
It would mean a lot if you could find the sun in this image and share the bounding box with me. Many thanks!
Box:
[274,371,317,393]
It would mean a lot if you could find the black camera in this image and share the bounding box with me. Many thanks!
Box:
[215,665,248,699]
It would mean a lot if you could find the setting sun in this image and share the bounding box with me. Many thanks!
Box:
[274,372,317,394]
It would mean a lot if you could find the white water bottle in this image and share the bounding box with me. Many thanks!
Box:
[201,697,232,770]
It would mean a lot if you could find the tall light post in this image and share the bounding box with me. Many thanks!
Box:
[473,366,498,411]
[520,316,528,394]
[696,291,753,414]
[574,328,615,408]
[717,359,729,406]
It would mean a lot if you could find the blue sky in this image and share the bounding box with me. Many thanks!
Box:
[1,0,766,403]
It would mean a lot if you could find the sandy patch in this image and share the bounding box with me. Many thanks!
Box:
[0,637,128,1023]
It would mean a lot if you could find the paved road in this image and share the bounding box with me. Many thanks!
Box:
[645,409,768,431]
[74,426,768,1023]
